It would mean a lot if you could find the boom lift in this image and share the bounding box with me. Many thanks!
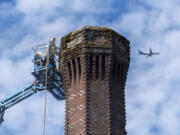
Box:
[0,38,65,125]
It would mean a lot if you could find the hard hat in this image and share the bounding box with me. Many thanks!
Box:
[36,51,42,57]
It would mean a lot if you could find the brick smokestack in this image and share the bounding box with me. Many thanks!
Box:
[59,26,130,135]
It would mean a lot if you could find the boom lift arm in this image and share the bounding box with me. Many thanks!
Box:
[0,81,44,125]
[0,38,65,125]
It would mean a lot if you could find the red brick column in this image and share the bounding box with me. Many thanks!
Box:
[59,26,130,135]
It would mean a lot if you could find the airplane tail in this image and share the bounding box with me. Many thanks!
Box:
[138,50,143,55]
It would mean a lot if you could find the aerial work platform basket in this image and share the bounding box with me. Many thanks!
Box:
[32,40,65,100]
[0,38,65,126]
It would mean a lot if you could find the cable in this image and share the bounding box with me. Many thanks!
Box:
[43,46,49,135]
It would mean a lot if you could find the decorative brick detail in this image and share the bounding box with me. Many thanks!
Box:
[59,26,130,135]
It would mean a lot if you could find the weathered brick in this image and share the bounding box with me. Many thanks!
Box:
[59,26,130,135]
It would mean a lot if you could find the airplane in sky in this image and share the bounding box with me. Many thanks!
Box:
[138,48,160,57]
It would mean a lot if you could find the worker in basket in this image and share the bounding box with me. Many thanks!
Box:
[35,51,43,67]
[43,37,57,68]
